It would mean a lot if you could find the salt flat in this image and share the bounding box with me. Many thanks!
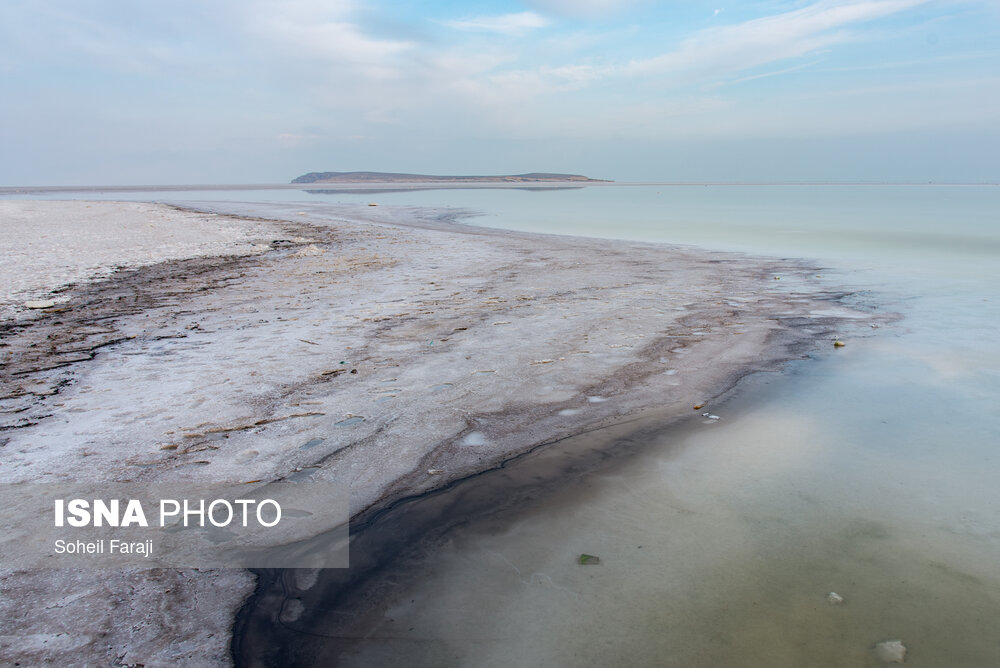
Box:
[0,200,276,320]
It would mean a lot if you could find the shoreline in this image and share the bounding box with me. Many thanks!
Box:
[0,200,884,666]
[233,354,832,666]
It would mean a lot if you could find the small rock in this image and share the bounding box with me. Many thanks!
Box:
[826,592,845,605]
[874,639,906,663]
[833,340,846,347]
[693,404,705,410]
[24,300,56,309]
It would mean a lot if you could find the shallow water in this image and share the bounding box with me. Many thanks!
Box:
[299,185,1000,666]
[9,184,1000,665]
[334,349,1000,667]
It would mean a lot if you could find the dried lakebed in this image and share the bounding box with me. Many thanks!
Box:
[0,201,881,666]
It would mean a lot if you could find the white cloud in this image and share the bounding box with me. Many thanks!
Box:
[717,59,822,86]
[430,0,935,124]
[245,0,413,69]
[411,0,946,143]
[625,0,932,81]
[442,11,550,35]
[0,3,213,75]
[527,0,646,18]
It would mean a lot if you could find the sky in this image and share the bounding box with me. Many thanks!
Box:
[1,0,999,184]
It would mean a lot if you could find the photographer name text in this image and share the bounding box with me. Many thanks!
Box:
[54,538,154,557]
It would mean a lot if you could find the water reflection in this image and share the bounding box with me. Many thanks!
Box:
[331,347,1000,667]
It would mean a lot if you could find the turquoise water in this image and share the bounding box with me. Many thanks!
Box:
[20,181,998,270]
[9,184,1000,665]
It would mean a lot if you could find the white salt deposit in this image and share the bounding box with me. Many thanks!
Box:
[0,201,276,319]
[460,431,488,446]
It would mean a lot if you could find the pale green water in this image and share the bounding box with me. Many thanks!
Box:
[336,343,1000,667]
[8,184,1000,665]
[322,185,1000,666]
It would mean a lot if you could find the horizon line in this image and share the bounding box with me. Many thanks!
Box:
[2,180,999,194]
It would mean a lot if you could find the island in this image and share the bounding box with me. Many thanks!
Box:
[291,171,610,184]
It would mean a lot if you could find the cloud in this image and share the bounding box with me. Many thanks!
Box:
[442,11,550,35]
[245,0,413,70]
[717,59,821,86]
[436,0,935,117]
[0,2,219,75]
[624,0,932,81]
[527,0,646,18]
[409,0,947,144]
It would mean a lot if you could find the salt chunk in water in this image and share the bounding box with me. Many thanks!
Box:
[25,300,55,309]
[874,640,906,663]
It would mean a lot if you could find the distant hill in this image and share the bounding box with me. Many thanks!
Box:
[291,171,610,184]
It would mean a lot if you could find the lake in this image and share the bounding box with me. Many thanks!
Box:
[8,183,999,666]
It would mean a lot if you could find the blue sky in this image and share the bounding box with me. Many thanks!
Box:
[1,0,999,184]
